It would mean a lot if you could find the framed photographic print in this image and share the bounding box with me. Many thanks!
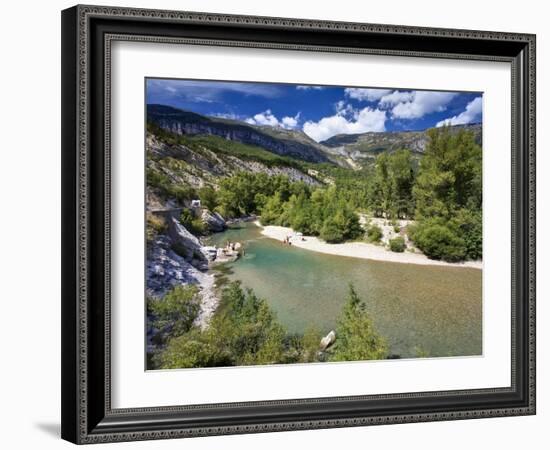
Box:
[61,5,536,444]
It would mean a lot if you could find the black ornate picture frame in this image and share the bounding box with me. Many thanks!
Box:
[61,4,536,444]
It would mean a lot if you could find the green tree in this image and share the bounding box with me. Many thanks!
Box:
[198,186,219,211]
[148,285,200,342]
[410,128,482,261]
[320,216,345,243]
[329,284,388,362]
[180,209,206,235]
[217,173,258,217]
[260,193,284,225]
[451,208,482,260]
[390,150,415,218]
[370,150,415,219]
[370,153,394,218]
[156,283,288,369]
[414,128,481,220]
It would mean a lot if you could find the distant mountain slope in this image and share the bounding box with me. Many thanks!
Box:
[147,104,331,164]
[145,125,321,210]
[320,123,482,161]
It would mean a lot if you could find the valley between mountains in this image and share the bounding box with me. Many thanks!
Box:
[145,103,483,367]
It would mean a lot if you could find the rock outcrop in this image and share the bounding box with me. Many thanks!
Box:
[147,235,203,296]
[146,235,217,330]
[166,216,207,267]
[320,330,336,351]
[201,209,226,232]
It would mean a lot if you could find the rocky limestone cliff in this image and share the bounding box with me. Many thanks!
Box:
[146,133,321,191]
[146,235,217,330]
[147,213,220,331]
[148,104,330,163]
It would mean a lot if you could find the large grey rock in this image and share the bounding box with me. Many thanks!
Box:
[146,235,219,331]
[201,209,226,232]
[167,216,207,263]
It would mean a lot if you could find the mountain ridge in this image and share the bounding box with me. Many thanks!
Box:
[320,123,482,161]
[147,104,331,164]
[147,104,482,166]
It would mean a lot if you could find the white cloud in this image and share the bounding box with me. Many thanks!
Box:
[379,90,414,107]
[335,100,356,116]
[343,88,457,120]
[246,109,280,127]
[303,105,386,142]
[211,112,244,121]
[391,91,457,119]
[296,85,324,90]
[344,88,392,102]
[281,113,301,128]
[245,110,300,129]
[436,97,483,127]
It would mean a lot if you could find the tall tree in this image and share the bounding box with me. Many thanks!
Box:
[390,150,415,218]
[330,284,388,362]
[370,150,415,219]
[413,127,482,220]
[410,127,483,261]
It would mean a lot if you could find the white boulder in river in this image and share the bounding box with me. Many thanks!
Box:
[320,330,336,351]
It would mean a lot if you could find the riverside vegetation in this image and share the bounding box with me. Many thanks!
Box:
[145,104,482,369]
[150,282,387,368]
[180,127,483,260]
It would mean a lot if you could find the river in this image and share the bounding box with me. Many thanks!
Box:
[207,221,482,359]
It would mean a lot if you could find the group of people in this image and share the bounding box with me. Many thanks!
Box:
[282,234,306,246]
[223,240,244,256]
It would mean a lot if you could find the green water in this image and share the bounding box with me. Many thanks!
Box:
[207,222,482,358]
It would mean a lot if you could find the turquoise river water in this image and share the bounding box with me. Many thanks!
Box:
[207,222,482,359]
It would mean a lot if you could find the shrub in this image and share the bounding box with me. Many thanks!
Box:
[154,329,232,369]
[156,282,288,369]
[300,327,323,363]
[169,185,197,204]
[320,217,345,243]
[389,236,406,252]
[198,186,219,211]
[451,209,482,260]
[146,213,166,242]
[147,167,197,205]
[180,209,206,235]
[191,218,207,235]
[153,282,391,369]
[412,223,466,262]
[365,224,383,243]
[393,224,401,233]
[147,285,200,342]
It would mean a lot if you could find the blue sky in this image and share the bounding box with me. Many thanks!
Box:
[146,78,482,143]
